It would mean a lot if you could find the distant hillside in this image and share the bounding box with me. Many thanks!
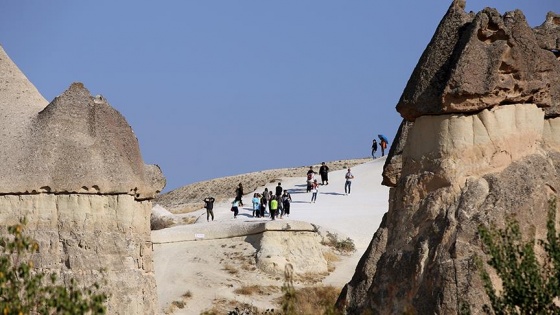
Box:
[154,157,371,213]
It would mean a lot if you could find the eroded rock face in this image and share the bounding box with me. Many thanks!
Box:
[534,12,560,51]
[340,105,559,314]
[1,194,157,314]
[396,2,560,121]
[339,2,560,314]
[7,81,165,199]
[0,44,165,314]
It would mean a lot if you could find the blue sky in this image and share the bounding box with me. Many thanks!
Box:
[1,1,558,192]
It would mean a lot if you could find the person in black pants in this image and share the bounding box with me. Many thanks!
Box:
[203,197,215,222]
[235,183,244,206]
[319,162,329,185]
[275,182,283,216]
[281,190,292,218]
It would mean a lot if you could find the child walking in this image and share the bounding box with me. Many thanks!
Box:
[310,180,319,203]
[231,199,239,219]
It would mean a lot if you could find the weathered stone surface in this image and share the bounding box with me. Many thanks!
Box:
[0,45,164,314]
[256,230,328,276]
[533,12,560,51]
[339,103,559,314]
[396,4,560,121]
[348,4,560,311]
[382,120,413,187]
[153,219,329,276]
[5,82,165,199]
[0,194,157,314]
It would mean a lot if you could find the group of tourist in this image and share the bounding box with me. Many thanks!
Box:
[248,183,293,220]
[202,160,360,220]
[372,135,389,158]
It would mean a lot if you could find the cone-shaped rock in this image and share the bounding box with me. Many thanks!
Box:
[0,45,165,314]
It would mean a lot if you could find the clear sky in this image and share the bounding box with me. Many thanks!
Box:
[1,1,558,193]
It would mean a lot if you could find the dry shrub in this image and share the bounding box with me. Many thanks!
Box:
[296,272,327,284]
[323,250,340,272]
[223,263,239,275]
[182,290,192,299]
[234,285,280,296]
[181,216,197,225]
[321,232,356,254]
[150,215,175,230]
[170,204,201,214]
[171,300,185,309]
[277,285,343,315]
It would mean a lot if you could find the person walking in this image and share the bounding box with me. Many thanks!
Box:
[262,188,270,214]
[306,166,316,192]
[260,193,267,217]
[310,180,319,203]
[252,193,260,218]
[231,199,240,219]
[371,139,378,159]
[270,196,278,220]
[319,162,330,185]
[203,196,215,222]
[380,139,388,157]
[275,182,283,216]
[275,182,283,198]
[344,168,354,195]
[235,183,244,206]
[281,190,292,218]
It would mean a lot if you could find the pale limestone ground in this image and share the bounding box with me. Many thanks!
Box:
[154,158,371,213]
[152,157,389,314]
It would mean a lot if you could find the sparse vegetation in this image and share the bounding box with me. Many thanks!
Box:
[150,215,175,230]
[234,285,279,296]
[171,300,185,309]
[323,251,341,273]
[278,263,342,315]
[322,232,356,254]
[223,263,239,275]
[0,218,107,314]
[181,216,197,225]
[477,198,560,314]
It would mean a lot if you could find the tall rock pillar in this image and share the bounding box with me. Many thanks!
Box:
[0,45,165,314]
[338,2,560,314]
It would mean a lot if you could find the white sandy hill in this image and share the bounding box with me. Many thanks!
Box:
[152,157,389,314]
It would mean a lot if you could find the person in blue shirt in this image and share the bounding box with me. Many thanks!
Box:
[231,199,239,219]
[252,193,261,218]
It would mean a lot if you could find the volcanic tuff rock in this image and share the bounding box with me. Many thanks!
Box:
[339,1,560,314]
[396,2,560,121]
[0,45,165,314]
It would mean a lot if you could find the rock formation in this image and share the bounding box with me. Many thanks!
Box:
[338,1,560,314]
[152,220,329,277]
[0,45,165,314]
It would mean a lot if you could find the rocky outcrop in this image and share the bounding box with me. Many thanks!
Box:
[534,12,560,52]
[0,45,165,314]
[6,80,165,199]
[339,2,560,314]
[396,2,560,121]
[152,220,329,276]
